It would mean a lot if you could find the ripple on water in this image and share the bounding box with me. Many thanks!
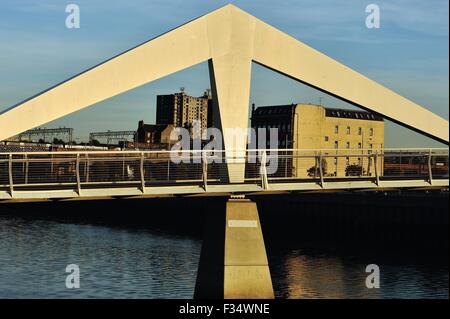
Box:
[0,216,202,299]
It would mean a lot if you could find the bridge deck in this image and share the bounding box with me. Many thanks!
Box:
[0,148,448,202]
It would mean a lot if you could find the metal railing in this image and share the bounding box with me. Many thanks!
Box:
[0,148,448,196]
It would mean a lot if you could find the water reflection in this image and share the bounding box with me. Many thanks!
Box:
[0,216,201,299]
[269,248,448,299]
[285,253,353,299]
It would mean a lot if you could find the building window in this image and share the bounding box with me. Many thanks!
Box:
[358,127,362,135]
[346,142,350,149]
[370,128,374,136]
[335,125,339,134]
[334,157,338,165]
[358,142,362,149]
[346,157,350,165]
[334,141,339,149]
[325,136,329,142]
[346,126,351,134]
[358,158,362,165]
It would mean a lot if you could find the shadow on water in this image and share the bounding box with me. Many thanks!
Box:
[0,197,228,239]
[0,191,448,298]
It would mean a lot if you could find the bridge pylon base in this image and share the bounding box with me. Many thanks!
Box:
[194,197,274,299]
[224,198,274,299]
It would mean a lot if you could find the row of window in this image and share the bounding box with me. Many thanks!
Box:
[334,125,374,136]
[330,141,374,149]
[328,110,378,120]
[253,124,375,137]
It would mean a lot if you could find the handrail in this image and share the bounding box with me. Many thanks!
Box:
[0,148,447,199]
[0,148,448,156]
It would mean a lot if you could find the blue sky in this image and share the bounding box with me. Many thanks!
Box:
[0,0,448,146]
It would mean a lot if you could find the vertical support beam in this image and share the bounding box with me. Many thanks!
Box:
[319,151,324,188]
[224,198,274,299]
[75,154,81,195]
[202,151,208,191]
[208,57,253,183]
[428,149,433,185]
[374,152,380,186]
[140,152,146,193]
[85,154,90,183]
[24,154,29,185]
[206,7,255,183]
[8,154,14,197]
[260,151,269,190]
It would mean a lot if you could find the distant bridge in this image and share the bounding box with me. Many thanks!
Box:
[89,130,136,145]
[0,148,447,202]
[9,127,74,144]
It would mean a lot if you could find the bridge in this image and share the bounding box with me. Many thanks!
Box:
[0,148,447,201]
[0,4,448,299]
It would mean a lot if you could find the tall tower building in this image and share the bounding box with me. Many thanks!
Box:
[156,90,213,136]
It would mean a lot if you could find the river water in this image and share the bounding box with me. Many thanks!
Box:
[0,194,448,299]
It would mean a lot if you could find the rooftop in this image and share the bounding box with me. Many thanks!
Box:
[252,104,384,121]
[252,104,295,116]
[324,108,384,121]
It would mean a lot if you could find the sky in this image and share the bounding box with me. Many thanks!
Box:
[0,0,448,147]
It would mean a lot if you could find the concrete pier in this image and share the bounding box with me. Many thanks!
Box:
[224,199,274,299]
